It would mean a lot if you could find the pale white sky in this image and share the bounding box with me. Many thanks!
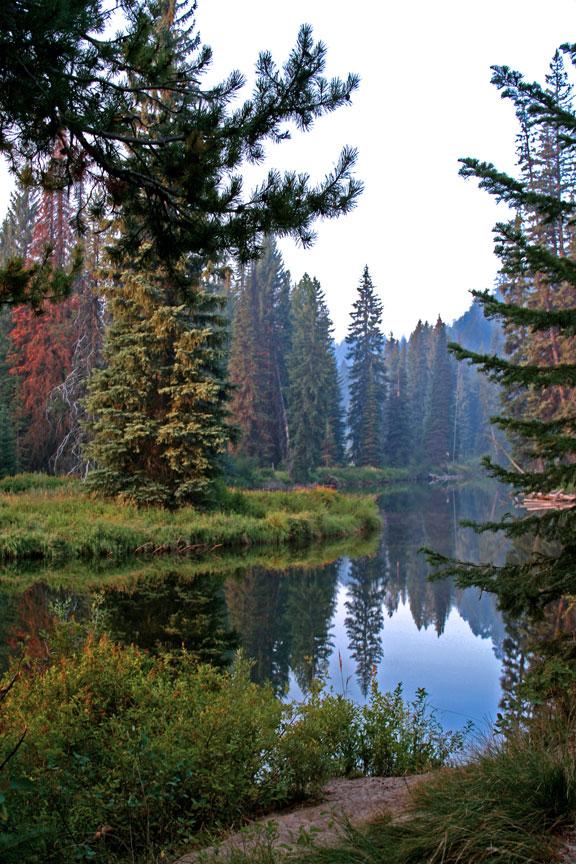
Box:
[1,0,575,338]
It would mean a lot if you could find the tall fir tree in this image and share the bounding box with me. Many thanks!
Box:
[346,266,386,467]
[406,319,432,463]
[384,336,411,466]
[287,274,344,482]
[228,238,291,467]
[422,317,455,467]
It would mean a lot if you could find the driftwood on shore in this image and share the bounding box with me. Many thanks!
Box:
[518,492,576,512]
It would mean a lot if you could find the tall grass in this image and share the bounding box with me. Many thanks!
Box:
[0,476,381,563]
[246,709,576,864]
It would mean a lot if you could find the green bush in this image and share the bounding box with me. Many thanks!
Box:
[0,630,466,863]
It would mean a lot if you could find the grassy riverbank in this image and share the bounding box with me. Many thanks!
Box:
[0,474,380,563]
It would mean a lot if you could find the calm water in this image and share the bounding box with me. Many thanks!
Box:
[0,483,514,734]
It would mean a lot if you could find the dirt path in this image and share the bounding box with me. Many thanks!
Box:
[174,774,429,863]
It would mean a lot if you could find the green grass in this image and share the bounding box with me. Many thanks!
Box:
[0,474,381,563]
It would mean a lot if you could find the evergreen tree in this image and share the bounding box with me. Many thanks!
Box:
[430,46,576,620]
[346,266,386,467]
[384,336,411,466]
[287,274,344,481]
[228,238,291,467]
[406,320,432,462]
[84,260,230,507]
[422,317,455,467]
[497,51,576,433]
[1,2,362,307]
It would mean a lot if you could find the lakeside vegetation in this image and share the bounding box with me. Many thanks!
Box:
[0,620,467,864]
[229,705,576,864]
[0,476,380,563]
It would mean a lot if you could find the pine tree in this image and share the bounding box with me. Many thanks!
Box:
[430,46,576,620]
[1,2,362,306]
[422,317,455,468]
[287,274,344,482]
[346,266,386,467]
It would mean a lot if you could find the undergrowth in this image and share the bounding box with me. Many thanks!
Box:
[229,706,576,864]
[0,622,465,863]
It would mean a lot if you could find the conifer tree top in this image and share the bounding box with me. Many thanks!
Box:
[0,0,362,298]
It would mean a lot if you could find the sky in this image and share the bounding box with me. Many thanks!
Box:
[1,0,576,338]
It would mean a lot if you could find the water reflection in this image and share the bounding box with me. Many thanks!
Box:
[0,483,514,730]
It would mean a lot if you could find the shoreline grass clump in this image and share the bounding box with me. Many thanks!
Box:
[259,706,576,864]
[0,475,381,563]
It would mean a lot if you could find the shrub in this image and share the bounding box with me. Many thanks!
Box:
[0,630,466,863]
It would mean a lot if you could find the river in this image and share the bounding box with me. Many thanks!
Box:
[0,482,515,735]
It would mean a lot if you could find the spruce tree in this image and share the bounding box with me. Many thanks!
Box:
[84,261,230,507]
[346,266,386,467]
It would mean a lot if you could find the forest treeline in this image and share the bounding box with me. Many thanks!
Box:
[2,50,576,495]
[0,189,502,484]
